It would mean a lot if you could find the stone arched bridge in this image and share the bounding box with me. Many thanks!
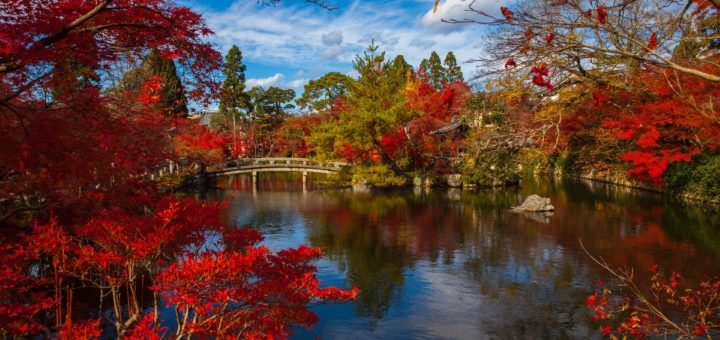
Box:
[205,157,348,184]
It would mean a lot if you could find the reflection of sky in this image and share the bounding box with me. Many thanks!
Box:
[211,177,720,339]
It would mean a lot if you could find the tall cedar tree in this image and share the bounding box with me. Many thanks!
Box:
[213,45,250,130]
[390,55,414,83]
[444,52,464,82]
[119,49,189,117]
[426,51,447,89]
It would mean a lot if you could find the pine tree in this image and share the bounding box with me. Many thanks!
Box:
[311,42,410,172]
[118,49,189,117]
[297,72,353,112]
[418,58,430,77]
[444,51,464,82]
[427,51,446,89]
[389,55,413,86]
[212,45,250,130]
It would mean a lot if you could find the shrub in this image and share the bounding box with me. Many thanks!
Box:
[688,155,720,200]
[664,153,720,200]
[351,165,407,187]
[463,148,520,186]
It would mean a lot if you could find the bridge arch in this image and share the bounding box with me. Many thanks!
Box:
[205,157,348,185]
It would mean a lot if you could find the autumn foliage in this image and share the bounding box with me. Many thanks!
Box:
[548,66,720,185]
[0,0,356,337]
[587,265,720,338]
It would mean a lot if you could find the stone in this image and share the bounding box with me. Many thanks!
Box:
[512,195,555,212]
[447,174,463,187]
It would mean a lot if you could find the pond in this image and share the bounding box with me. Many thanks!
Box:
[204,174,720,339]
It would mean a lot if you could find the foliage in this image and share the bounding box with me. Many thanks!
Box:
[404,77,470,174]
[297,72,353,112]
[443,51,464,82]
[589,67,720,185]
[517,147,553,175]
[351,165,407,188]
[174,121,231,162]
[115,49,189,117]
[463,147,520,187]
[241,86,296,157]
[586,262,720,338]
[0,0,356,337]
[688,156,720,199]
[467,0,720,89]
[311,42,411,173]
[157,240,359,338]
[273,113,328,157]
[212,45,251,131]
[418,51,463,89]
[310,46,470,179]
[666,154,720,200]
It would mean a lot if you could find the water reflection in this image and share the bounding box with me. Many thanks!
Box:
[204,175,720,338]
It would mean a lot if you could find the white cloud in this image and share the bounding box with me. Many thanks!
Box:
[245,73,308,91]
[421,0,509,31]
[246,73,284,88]
[287,79,308,89]
[194,0,497,79]
[321,30,343,46]
[409,37,436,49]
[321,46,343,60]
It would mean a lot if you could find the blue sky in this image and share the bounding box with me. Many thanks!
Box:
[182,0,507,97]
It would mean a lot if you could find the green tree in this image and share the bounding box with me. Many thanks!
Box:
[247,86,296,125]
[426,51,447,89]
[118,49,188,117]
[297,72,353,112]
[419,58,430,75]
[389,55,413,85]
[311,42,411,172]
[444,51,464,82]
[212,45,250,130]
[244,86,296,157]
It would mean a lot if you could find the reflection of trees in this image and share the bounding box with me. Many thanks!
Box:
[208,177,720,336]
[308,217,410,323]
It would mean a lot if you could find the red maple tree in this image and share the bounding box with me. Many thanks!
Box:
[0,0,357,337]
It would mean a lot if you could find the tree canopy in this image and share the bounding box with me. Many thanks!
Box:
[297,72,353,112]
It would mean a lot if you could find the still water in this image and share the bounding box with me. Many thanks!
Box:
[205,174,720,339]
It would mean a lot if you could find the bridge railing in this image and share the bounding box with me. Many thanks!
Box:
[209,158,348,172]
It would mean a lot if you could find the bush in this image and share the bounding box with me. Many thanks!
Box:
[664,153,720,201]
[688,155,720,199]
[463,148,520,186]
[351,165,407,187]
[517,147,553,175]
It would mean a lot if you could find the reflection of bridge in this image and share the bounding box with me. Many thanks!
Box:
[205,158,348,185]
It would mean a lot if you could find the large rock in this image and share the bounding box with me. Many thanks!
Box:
[512,195,554,212]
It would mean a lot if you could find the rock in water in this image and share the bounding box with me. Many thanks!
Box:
[512,195,554,212]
